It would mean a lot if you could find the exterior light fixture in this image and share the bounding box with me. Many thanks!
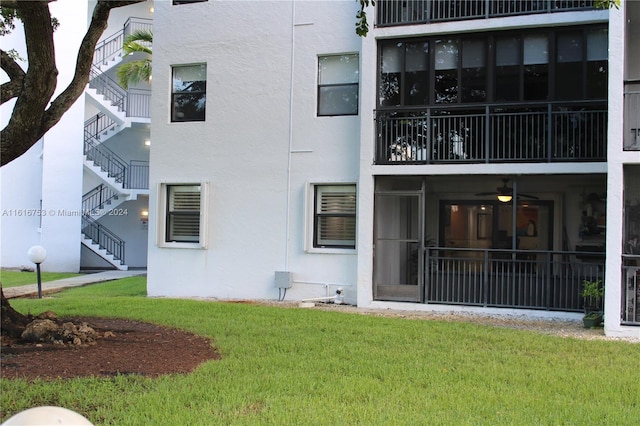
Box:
[497,194,513,203]
[27,245,47,298]
[140,209,149,224]
[144,140,151,146]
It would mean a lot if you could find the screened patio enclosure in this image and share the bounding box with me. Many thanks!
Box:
[373,175,606,312]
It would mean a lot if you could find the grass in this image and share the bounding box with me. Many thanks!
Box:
[0,269,84,288]
[2,277,639,425]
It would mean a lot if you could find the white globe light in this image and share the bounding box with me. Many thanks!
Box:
[2,406,93,425]
[27,245,47,264]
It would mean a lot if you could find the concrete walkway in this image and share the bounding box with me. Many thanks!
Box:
[3,270,146,299]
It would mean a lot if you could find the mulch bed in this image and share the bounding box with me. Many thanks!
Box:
[1,317,220,380]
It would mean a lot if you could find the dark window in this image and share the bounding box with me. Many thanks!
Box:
[434,39,459,104]
[405,42,429,105]
[377,26,607,108]
[171,64,206,122]
[495,36,520,102]
[523,34,548,101]
[461,39,486,102]
[318,55,359,116]
[379,42,403,107]
[556,31,583,100]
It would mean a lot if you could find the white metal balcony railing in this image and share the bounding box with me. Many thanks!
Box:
[376,101,607,164]
[624,80,640,151]
[376,0,597,26]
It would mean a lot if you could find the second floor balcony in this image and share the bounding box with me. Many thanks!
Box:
[375,101,607,164]
[376,0,597,27]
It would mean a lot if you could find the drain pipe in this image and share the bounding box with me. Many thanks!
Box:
[302,288,345,304]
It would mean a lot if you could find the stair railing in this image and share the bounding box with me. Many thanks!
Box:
[84,113,117,141]
[82,184,120,215]
[93,17,153,67]
[84,128,128,186]
[81,215,126,265]
[89,65,128,113]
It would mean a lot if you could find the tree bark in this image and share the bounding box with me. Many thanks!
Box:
[0,284,31,338]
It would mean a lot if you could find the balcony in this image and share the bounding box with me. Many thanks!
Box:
[424,247,603,311]
[375,101,607,164]
[624,80,640,151]
[374,246,604,311]
[376,0,596,27]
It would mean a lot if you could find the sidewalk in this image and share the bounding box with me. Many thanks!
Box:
[3,270,146,299]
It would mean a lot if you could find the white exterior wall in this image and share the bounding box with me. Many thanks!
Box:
[605,2,640,340]
[148,1,361,301]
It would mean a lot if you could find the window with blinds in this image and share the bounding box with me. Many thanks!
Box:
[166,185,201,243]
[314,185,356,249]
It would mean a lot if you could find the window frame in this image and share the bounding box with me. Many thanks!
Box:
[306,183,357,252]
[157,182,209,249]
[317,54,360,117]
[171,64,207,123]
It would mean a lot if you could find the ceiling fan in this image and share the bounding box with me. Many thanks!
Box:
[475,178,539,202]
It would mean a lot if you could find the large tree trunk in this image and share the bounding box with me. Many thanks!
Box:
[0,284,31,338]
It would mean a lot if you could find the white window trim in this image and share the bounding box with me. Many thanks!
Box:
[304,182,357,254]
[156,181,209,249]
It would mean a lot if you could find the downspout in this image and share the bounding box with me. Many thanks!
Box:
[284,0,296,272]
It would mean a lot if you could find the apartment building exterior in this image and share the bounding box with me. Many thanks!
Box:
[0,0,152,272]
[146,0,638,339]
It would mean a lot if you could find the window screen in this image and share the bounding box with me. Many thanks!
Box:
[314,185,356,248]
[166,185,201,242]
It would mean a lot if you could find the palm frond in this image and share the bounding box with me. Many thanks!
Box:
[122,29,152,56]
[117,59,151,90]
[117,30,153,89]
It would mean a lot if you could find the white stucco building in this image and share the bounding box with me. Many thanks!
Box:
[147,0,638,340]
[1,0,152,272]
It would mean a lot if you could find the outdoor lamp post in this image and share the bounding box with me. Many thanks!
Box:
[27,245,47,298]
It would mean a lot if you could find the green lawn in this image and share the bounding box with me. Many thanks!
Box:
[1,277,638,425]
[0,269,84,288]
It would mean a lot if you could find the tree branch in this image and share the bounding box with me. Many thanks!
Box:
[0,48,25,104]
[42,0,145,138]
[0,0,145,167]
[0,0,57,166]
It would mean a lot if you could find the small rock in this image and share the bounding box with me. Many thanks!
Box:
[104,331,116,338]
[37,311,58,320]
[21,319,59,342]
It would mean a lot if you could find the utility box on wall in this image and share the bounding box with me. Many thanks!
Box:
[274,271,293,289]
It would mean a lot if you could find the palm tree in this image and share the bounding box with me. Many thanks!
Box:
[116,29,152,90]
